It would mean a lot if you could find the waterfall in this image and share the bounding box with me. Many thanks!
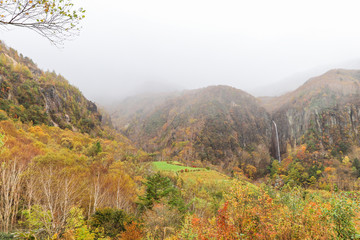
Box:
[273,120,281,163]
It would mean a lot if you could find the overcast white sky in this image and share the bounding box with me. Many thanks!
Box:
[2,0,360,104]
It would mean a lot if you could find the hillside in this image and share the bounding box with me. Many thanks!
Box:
[260,69,360,155]
[121,85,272,176]
[110,92,179,130]
[0,41,102,134]
[111,69,360,182]
[1,40,360,239]
[260,69,360,113]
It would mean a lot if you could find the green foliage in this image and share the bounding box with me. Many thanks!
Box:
[337,141,351,155]
[352,158,360,177]
[20,205,52,238]
[21,205,51,230]
[87,141,102,156]
[270,146,330,188]
[139,173,185,212]
[304,126,321,152]
[0,132,4,149]
[89,208,130,238]
[66,207,86,230]
[0,111,8,121]
[80,118,96,133]
[327,194,358,239]
[65,208,96,240]
[0,233,14,239]
[73,226,96,240]
[269,159,279,177]
[178,214,199,240]
[152,161,203,172]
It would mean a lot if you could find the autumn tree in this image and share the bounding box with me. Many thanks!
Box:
[0,0,85,45]
[0,158,25,232]
[26,151,87,236]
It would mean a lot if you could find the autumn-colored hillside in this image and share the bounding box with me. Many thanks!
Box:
[263,69,360,155]
[260,69,360,113]
[1,39,360,239]
[109,69,360,187]
[0,41,102,134]
[119,85,272,177]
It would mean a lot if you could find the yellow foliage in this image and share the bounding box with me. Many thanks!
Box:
[342,156,350,166]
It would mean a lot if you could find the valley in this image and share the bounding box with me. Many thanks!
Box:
[1,40,360,239]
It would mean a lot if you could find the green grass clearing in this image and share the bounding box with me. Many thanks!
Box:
[152,161,257,189]
[152,161,203,172]
[152,161,233,185]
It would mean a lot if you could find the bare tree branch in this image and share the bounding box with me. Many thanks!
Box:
[0,0,85,46]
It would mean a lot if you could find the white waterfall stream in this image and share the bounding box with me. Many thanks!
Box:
[272,121,281,163]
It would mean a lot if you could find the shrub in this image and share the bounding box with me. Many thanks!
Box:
[0,233,14,239]
[89,208,130,238]
[0,110,8,121]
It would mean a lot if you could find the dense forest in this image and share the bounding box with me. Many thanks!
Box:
[1,41,360,239]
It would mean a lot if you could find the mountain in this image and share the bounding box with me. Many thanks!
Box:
[249,59,360,97]
[0,41,102,134]
[2,42,360,238]
[263,69,360,155]
[111,69,360,176]
[119,86,272,175]
[110,92,179,130]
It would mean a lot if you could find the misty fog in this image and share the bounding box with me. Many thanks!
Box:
[2,0,360,105]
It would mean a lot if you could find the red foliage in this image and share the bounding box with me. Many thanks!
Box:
[216,201,236,239]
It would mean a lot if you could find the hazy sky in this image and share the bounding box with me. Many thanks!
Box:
[2,0,360,104]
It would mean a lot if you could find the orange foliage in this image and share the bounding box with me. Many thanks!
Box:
[120,221,143,240]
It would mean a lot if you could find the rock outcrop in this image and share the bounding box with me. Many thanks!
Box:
[0,41,102,134]
[263,69,360,155]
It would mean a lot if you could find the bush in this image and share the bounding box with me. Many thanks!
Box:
[0,232,14,239]
[89,208,130,238]
[327,194,357,239]
[0,110,8,121]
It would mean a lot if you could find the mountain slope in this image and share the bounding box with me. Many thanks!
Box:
[0,41,102,134]
[110,92,179,130]
[122,86,272,175]
[264,69,360,154]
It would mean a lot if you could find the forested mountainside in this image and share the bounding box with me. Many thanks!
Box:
[111,70,360,190]
[2,116,360,240]
[1,40,360,239]
[263,69,360,154]
[0,41,102,134]
[120,86,272,176]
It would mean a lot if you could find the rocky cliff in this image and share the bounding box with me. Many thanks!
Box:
[0,41,102,134]
[263,69,360,155]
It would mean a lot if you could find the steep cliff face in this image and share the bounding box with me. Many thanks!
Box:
[265,69,360,155]
[123,86,272,172]
[0,41,102,134]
